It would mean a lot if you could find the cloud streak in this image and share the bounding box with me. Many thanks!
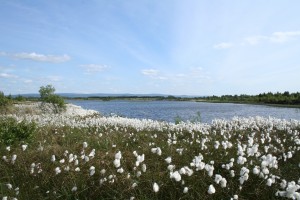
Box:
[0,73,18,79]
[81,64,110,73]
[245,31,300,45]
[213,42,233,49]
[214,31,300,48]
[141,69,167,80]
[0,52,70,63]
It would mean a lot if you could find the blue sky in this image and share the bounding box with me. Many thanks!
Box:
[1,0,300,95]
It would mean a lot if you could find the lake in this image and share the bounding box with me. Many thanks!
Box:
[67,100,300,123]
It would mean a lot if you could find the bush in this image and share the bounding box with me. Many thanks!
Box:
[0,117,36,145]
[39,85,66,113]
[0,91,13,114]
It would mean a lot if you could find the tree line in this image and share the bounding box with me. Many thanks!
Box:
[202,91,300,105]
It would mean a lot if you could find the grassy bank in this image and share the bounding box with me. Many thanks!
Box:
[0,112,300,199]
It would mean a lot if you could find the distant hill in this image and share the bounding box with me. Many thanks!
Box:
[13,93,201,98]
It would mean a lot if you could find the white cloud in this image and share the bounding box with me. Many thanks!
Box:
[81,64,110,73]
[23,79,33,83]
[270,31,300,43]
[0,52,70,62]
[0,73,18,79]
[213,42,233,49]
[141,69,159,76]
[141,69,167,80]
[47,76,62,82]
[245,31,300,45]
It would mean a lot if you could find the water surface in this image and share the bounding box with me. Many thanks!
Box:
[67,100,300,123]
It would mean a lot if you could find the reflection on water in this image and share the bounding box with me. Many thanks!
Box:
[67,100,300,123]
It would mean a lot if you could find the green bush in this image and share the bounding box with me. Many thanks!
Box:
[39,85,66,113]
[0,91,13,114]
[0,117,36,145]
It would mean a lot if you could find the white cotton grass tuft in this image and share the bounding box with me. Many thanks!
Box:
[165,156,172,164]
[51,155,56,162]
[21,144,28,151]
[89,166,95,176]
[71,186,77,192]
[208,184,216,194]
[11,154,17,164]
[83,142,88,148]
[183,187,189,193]
[170,171,181,182]
[153,182,159,193]
[55,167,61,175]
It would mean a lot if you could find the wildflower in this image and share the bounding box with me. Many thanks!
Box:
[165,157,172,164]
[21,144,28,151]
[55,167,61,175]
[117,168,124,174]
[59,159,65,164]
[75,167,80,172]
[100,169,106,175]
[6,146,10,151]
[115,151,122,160]
[90,166,95,176]
[71,186,77,192]
[220,178,227,188]
[83,142,88,148]
[113,159,121,168]
[267,178,273,186]
[142,164,147,172]
[153,182,159,193]
[2,156,8,162]
[11,154,17,164]
[132,183,138,188]
[51,155,56,162]
[183,187,189,193]
[151,147,162,156]
[170,171,181,182]
[6,183,13,189]
[89,149,96,157]
[208,184,216,194]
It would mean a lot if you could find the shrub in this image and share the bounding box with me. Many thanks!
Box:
[0,91,13,114]
[39,85,66,113]
[0,117,36,145]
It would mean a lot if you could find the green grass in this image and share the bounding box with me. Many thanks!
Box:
[0,116,299,199]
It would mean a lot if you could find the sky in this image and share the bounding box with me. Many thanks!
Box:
[1,0,300,96]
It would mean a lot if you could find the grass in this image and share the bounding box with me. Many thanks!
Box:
[0,114,299,199]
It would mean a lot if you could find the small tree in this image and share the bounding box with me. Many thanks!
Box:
[39,85,66,113]
[0,91,13,114]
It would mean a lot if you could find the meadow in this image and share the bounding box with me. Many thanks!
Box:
[0,104,300,199]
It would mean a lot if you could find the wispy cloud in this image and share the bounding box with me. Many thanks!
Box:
[141,69,167,80]
[213,42,233,49]
[214,31,300,48]
[0,52,70,63]
[245,31,300,45]
[0,73,18,79]
[141,69,159,76]
[23,79,33,83]
[47,76,62,82]
[81,64,110,73]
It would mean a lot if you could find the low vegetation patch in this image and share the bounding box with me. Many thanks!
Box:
[0,113,300,199]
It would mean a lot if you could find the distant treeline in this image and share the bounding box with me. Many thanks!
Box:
[6,91,300,106]
[202,92,300,105]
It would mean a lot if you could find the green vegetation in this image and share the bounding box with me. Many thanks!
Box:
[0,91,13,114]
[39,85,66,113]
[0,115,299,199]
[202,91,300,106]
[0,117,36,145]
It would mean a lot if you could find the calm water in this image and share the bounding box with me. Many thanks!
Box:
[67,100,300,123]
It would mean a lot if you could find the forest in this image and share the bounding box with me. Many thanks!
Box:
[202,91,300,105]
